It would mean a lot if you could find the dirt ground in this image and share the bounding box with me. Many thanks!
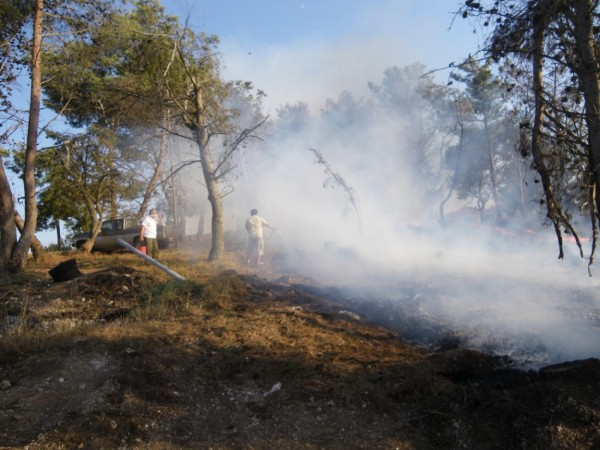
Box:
[1,246,600,449]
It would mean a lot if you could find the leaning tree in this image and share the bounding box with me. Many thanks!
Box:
[460,0,600,272]
[160,28,267,261]
[0,0,114,271]
[0,0,42,273]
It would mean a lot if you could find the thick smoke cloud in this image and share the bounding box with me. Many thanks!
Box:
[216,88,600,369]
[163,2,600,368]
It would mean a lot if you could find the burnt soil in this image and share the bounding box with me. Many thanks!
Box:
[1,247,600,449]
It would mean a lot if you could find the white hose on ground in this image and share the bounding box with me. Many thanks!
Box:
[117,239,186,281]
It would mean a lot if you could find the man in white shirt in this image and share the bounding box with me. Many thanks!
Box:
[245,208,275,265]
[140,208,163,259]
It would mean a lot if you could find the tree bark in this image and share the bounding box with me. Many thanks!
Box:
[572,0,600,229]
[439,95,466,227]
[14,211,43,260]
[0,158,17,271]
[8,0,42,273]
[55,218,62,251]
[193,85,224,261]
[566,0,600,268]
[483,115,502,224]
[79,197,103,254]
[530,0,568,259]
[139,110,169,219]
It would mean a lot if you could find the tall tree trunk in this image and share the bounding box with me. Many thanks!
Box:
[206,173,224,261]
[55,218,62,251]
[483,116,502,224]
[530,1,570,259]
[439,95,466,227]
[193,85,224,261]
[572,0,600,232]
[196,133,224,261]
[517,158,527,217]
[139,110,169,218]
[14,211,43,260]
[8,0,42,273]
[107,130,118,219]
[0,158,17,271]
[79,197,103,254]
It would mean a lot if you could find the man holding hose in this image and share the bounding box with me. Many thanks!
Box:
[245,208,276,265]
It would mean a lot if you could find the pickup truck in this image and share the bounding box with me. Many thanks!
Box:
[72,217,174,251]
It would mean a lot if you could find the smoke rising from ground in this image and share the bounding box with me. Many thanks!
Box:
[215,89,600,368]
[166,17,600,368]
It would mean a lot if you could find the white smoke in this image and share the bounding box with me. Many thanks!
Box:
[214,98,600,369]
[162,1,600,369]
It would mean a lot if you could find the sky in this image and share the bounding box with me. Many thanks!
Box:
[162,0,484,114]
[27,0,484,246]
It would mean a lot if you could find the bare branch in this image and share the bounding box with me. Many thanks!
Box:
[213,115,269,177]
[309,147,362,232]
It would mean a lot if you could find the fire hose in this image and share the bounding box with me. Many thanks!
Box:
[237,228,278,251]
[117,238,186,280]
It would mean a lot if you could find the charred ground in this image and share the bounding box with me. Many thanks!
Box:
[1,246,600,449]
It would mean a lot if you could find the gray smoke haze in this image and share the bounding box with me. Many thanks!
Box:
[171,67,600,370]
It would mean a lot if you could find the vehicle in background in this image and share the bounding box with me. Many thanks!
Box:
[72,217,175,251]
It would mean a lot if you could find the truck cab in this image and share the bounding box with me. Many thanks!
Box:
[93,218,141,250]
[73,217,173,251]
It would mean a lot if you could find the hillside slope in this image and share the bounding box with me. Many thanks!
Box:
[1,250,599,449]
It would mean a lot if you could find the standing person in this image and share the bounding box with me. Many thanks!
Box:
[245,208,275,265]
[140,208,163,259]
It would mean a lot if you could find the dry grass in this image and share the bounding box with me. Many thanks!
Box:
[0,246,599,449]
[1,244,259,349]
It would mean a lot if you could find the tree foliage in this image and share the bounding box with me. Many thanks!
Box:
[0,0,32,116]
[39,0,185,250]
[151,23,267,261]
[447,58,520,223]
[460,0,600,271]
[7,0,599,272]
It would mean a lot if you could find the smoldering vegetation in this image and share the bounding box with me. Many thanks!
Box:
[271,225,600,369]
[173,62,600,369]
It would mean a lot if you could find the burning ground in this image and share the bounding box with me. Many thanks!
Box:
[1,248,600,449]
